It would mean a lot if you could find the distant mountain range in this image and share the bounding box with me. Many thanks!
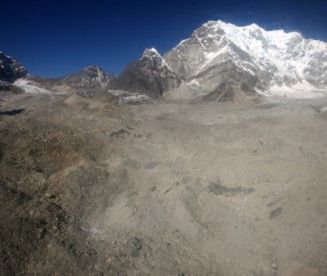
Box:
[24,66,113,94]
[1,20,327,99]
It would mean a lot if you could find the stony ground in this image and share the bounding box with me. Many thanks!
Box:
[0,91,327,275]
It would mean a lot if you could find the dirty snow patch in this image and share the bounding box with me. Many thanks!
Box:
[14,78,64,94]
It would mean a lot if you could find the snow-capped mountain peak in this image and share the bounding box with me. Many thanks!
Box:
[141,47,171,70]
[111,47,180,98]
[165,20,327,96]
[142,47,161,58]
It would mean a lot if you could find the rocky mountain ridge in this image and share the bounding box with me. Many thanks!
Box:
[2,20,327,99]
[0,51,27,83]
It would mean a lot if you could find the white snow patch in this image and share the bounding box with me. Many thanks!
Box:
[257,81,326,99]
[118,94,153,105]
[14,78,65,94]
[108,89,153,105]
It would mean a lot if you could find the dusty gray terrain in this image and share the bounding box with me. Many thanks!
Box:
[0,90,327,275]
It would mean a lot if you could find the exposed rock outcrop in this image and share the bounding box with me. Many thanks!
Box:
[0,52,27,82]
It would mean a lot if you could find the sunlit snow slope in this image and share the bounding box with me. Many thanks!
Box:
[165,20,327,97]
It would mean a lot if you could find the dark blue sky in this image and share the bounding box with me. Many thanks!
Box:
[1,0,326,77]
